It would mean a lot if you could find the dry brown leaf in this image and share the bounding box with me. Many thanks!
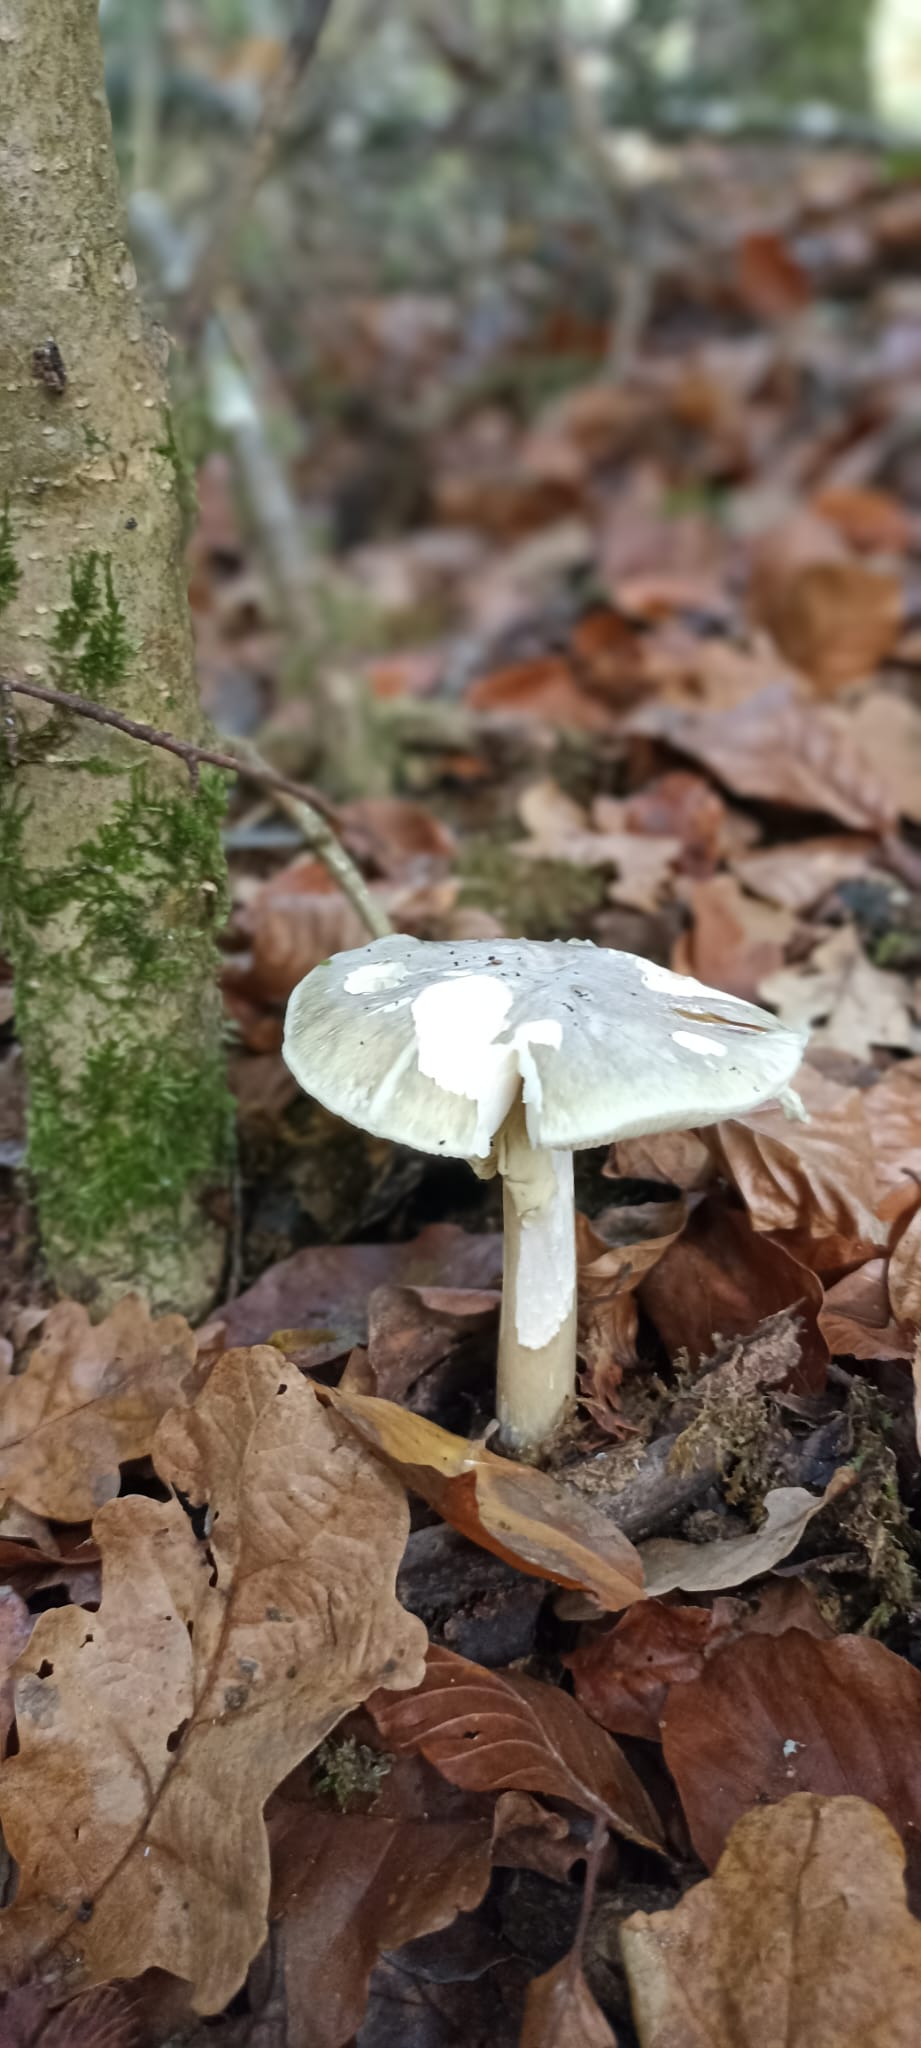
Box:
[605,1128,714,1193]
[363,1284,500,1405]
[760,926,921,1058]
[731,837,877,914]
[619,770,729,876]
[220,1223,502,1353]
[467,654,616,732]
[622,1794,921,2048]
[324,1385,646,1611]
[577,1201,688,1406]
[0,1349,426,2013]
[0,1586,31,1759]
[567,1601,743,1741]
[628,680,894,830]
[735,231,812,318]
[889,1206,921,1327]
[811,483,913,554]
[864,1059,921,1224]
[849,691,921,824]
[751,520,902,692]
[369,1643,664,1851]
[0,1982,138,2048]
[704,1063,885,1266]
[819,1260,916,1361]
[638,1474,850,1598]
[672,874,796,1002]
[662,1629,921,1870]
[0,1295,203,1521]
[225,857,374,1007]
[268,1764,494,2048]
[520,1955,617,2048]
[640,1197,827,1381]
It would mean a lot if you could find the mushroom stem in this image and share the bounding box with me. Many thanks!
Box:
[495,1104,578,1454]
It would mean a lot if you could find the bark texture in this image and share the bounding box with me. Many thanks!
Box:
[0,0,231,1313]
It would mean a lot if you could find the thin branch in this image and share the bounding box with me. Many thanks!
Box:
[183,0,336,335]
[1,676,391,942]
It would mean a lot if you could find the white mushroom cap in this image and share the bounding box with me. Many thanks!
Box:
[283,935,806,1161]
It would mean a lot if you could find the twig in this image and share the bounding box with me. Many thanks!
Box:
[1,676,391,942]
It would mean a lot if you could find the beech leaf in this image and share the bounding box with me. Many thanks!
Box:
[0,1348,426,2013]
[638,1473,852,1597]
[324,1385,646,1611]
[622,1794,921,2048]
[369,1643,664,1852]
[661,1628,921,1869]
[0,1295,205,1521]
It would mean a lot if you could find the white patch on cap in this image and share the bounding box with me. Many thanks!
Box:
[514,1017,563,1123]
[516,1148,576,1349]
[672,1029,727,1058]
[411,974,518,1155]
[344,961,410,995]
[639,961,713,997]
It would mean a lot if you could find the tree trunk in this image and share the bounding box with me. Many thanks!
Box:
[0,0,231,1316]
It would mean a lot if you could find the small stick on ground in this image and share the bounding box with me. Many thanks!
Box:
[1,675,391,943]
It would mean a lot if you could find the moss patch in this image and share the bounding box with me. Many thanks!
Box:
[457,837,606,939]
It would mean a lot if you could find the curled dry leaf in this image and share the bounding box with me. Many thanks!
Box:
[520,1955,617,2048]
[638,1473,852,1598]
[661,1628,921,1870]
[369,1643,664,1851]
[0,1294,203,1521]
[324,1385,646,1612]
[0,1349,426,2014]
[703,1063,886,1269]
[640,1197,827,1382]
[819,1260,916,1362]
[622,1794,921,2048]
[627,680,894,831]
[577,1201,687,1405]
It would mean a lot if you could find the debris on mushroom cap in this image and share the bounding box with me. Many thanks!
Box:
[282,935,807,1160]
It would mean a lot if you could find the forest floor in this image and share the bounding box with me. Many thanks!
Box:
[3,132,921,2047]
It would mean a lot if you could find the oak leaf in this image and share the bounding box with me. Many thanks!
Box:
[0,1348,426,2013]
[0,1295,204,1521]
[324,1385,646,1611]
[622,1794,921,2048]
[369,1643,664,1851]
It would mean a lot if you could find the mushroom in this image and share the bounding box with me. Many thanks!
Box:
[283,936,807,1455]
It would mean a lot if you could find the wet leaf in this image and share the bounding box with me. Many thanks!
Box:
[638,1473,852,1598]
[362,1284,500,1405]
[0,1349,426,2013]
[369,1643,664,1851]
[622,1795,921,2048]
[662,1628,921,1868]
[0,1295,204,1521]
[324,1386,646,1612]
[520,1955,617,2047]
